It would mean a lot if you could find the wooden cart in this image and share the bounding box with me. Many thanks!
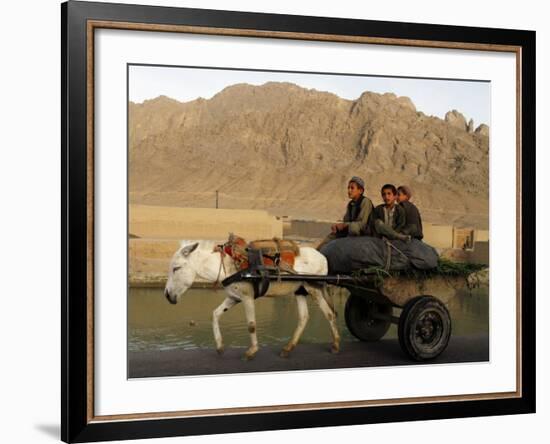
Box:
[223,269,475,361]
[341,274,464,361]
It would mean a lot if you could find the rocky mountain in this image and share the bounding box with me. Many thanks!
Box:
[129,82,489,228]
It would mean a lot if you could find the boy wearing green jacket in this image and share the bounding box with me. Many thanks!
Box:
[316,176,373,250]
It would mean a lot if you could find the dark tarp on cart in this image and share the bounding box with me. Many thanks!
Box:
[319,237,439,274]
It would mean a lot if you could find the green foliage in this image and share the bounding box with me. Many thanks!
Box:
[434,258,486,276]
[352,258,486,286]
[351,266,391,287]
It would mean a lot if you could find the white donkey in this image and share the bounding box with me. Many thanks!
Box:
[164,240,340,360]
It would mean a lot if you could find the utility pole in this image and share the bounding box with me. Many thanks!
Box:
[215,190,219,209]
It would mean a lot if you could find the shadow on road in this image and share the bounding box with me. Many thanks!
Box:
[129,334,489,378]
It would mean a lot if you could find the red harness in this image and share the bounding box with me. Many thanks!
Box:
[217,234,297,271]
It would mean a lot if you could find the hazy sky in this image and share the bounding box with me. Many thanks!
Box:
[129,64,491,126]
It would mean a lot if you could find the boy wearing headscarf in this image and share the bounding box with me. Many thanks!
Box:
[397,185,424,240]
[316,176,373,250]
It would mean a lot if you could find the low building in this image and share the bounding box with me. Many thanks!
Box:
[423,223,454,249]
[129,205,283,240]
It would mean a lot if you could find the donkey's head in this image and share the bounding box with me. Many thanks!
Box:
[164,242,200,304]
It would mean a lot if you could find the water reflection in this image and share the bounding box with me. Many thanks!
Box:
[129,286,488,352]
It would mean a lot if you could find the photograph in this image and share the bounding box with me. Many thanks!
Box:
[59,1,536,441]
[127,65,491,378]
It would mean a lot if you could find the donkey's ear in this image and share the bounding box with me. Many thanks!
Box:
[181,242,199,257]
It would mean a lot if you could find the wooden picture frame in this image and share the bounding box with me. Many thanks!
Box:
[61,1,536,442]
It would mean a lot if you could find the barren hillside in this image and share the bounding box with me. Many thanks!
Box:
[129,82,489,228]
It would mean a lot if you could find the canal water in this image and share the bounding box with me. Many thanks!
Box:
[128,286,489,352]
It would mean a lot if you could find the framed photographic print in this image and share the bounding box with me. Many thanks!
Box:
[61,0,536,442]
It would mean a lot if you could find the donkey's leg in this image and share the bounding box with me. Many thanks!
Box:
[322,285,337,318]
[241,294,259,360]
[280,294,309,358]
[309,286,341,354]
[212,296,239,354]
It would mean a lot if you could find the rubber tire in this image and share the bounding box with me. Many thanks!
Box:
[345,292,393,342]
[398,296,452,361]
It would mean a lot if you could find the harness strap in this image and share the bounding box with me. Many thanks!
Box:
[255,271,270,299]
[262,252,281,265]
[213,246,230,289]
[274,237,281,256]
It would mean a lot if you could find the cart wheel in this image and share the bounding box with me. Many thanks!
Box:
[398,296,451,361]
[345,292,393,342]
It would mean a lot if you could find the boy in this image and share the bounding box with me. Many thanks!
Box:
[316,176,373,250]
[397,185,424,240]
[370,184,410,242]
